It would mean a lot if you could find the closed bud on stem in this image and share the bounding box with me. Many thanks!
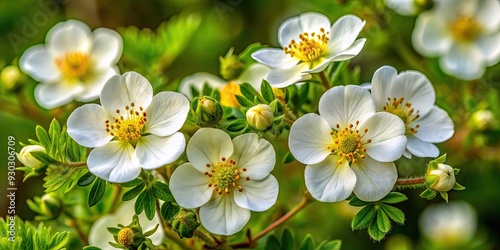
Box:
[219,48,244,80]
[40,193,63,219]
[200,98,216,114]
[17,145,46,168]
[117,227,135,247]
[246,104,274,130]
[195,97,223,127]
[1,65,22,90]
[426,163,456,192]
[171,209,200,239]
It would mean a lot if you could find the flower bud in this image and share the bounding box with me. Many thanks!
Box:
[426,163,456,192]
[1,65,21,90]
[246,104,274,130]
[40,193,63,219]
[171,209,199,238]
[17,145,46,168]
[195,97,223,127]
[200,98,215,114]
[219,48,244,80]
[117,227,135,247]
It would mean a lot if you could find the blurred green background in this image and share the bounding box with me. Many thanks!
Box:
[1,0,500,249]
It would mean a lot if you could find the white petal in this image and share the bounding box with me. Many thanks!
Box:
[328,39,366,61]
[136,133,186,170]
[87,141,141,183]
[440,43,485,80]
[251,48,299,69]
[407,134,439,158]
[393,70,436,116]
[303,57,332,73]
[328,15,365,53]
[46,20,92,57]
[90,28,123,69]
[67,104,113,148]
[305,155,356,202]
[413,106,454,143]
[371,65,398,111]
[19,45,60,81]
[351,156,397,202]
[178,72,227,99]
[289,113,333,165]
[187,128,234,171]
[87,214,116,249]
[411,13,453,57]
[144,92,189,136]
[76,67,118,102]
[200,194,250,235]
[402,150,412,159]
[231,133,275,180]
[100,72,153,114]
[477,34,500,66]
[278,12,331,48]
[362,112,407,162]
[234,175,279,211]
[476,0,500,33]
[319,85,375,128]
[265,63,311,88]
[235,64,271,91]
[169,163,213,209]
[35,81,84,109]
[384,0,417,16]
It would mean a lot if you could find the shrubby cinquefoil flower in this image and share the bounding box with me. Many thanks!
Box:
[412,0,500,80]
[170,128,279,235]
[371,66,454,158]
[20,20,123,109]
[67,71,189,183]
[17,145,46,168]
[289,85,407,202]
[252,12,366,87]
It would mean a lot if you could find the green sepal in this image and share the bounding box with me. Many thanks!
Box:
[282,151,295,164]
[440,192,449,203]
[434,154,447,164]
[420,188,437,200]
[453,182,465,190]
[226,119,247,132]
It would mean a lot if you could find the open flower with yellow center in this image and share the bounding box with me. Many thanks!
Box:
[289,85,407,202]
[19,20,122,109]
[169,128,278,235]
[412,0,500,80]
[179,64,270,108]
[252,12,366,88]
[371,66,454,158]
[67,72,189,183]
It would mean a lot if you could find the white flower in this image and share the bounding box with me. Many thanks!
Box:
[179,64,270,108]
[289,85,407,202]
[17,145,46,168]
[384,0,418,16]
[88,200,164,249]
[412,0,500,80]
[169,128,279,235]
[252,12,366,88]
[370,66,454,158]
[19,20,122,109]
[67,71,189,183]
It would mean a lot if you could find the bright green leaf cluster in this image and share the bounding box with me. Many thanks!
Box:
[265,229,341,250]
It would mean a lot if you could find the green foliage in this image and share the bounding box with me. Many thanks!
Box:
[88,177,107,207]
[264,230,341,250]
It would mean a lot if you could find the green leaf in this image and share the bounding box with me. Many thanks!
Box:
[43,165,83,193]
[368,219,386,241]
[315,240,341,250]
[107,227,121,236]
[122,182,146,201]
[376,209,391,233]
[349,196,371,207]
[380,204,405,225]
[30,151,53,165]
[36,125,51,150]
[152,182,174,202]
[261,80,275,103]
[88,178,106,207]
[351,204,375,230]
[226,119,247,132]
[440,192,449,202]
[158,13,201,63]
[281,228,294,250]
[160,202,180,221]
[135,191,146,214]
[282,151,295,164]
[48,231,70,249]
[420,188,437,200]
[121,178,144,188]
[265,234,281,250]
[144,224,159,237]
[83,246,103,250]
[454,168,460,175]
[239,82,260,101]
[144,190,156,220]
[235,94,254,107]
[77,172,96,187]
[298,234,314,250]
[238,42,264,63]
[380,192,408,204]
[48,119,62,155]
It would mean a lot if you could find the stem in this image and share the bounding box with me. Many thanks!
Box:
[64,211,89,245]
[278,99,297,122]
[194,228,219,248]
[155,198,193,250]
[396,176,426,187]
[230,191,313,249]
[109,185,122,213]
[58,161,87,167]
[319,71,331,90]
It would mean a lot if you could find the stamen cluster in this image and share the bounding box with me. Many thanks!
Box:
[327,121,371,165]
[383,97,420,134]
[55,51,89,79]
[205,157,249,195]
[284,28,329,62]
[105,102,147,142]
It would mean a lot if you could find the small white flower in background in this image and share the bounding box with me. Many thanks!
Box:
[419,201,477,247]
[19,20,122,109]
[179,64,270,108]
[67,71,189,183]
[252,12,366,88]
[370,66,454,158]
[169,128,279,235]
[384,0,418,16]
[412,0,500,80]
[289,85,407,202]
[17,145,46,168]
[88,200,164,249]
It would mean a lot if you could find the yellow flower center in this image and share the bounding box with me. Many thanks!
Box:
[105,102,147,144]
[117,227,134,247]
[220,81,241,108]
[205,157,249,195]
[326,121,371,165]
[55,51,90,79]
[383,97,420,134]
[284,28,330,62]
[450,15,482,42]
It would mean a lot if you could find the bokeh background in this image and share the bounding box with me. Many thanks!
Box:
[1,0,500,249]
